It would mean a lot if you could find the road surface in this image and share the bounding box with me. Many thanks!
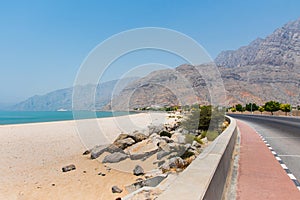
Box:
[228,114,300,183]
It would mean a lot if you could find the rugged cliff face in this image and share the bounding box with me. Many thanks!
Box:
[218,18,300,105]
[107,63,229,110]
[109,18,300,110]
[216,18,300,68]
[215,38,264,68]
[108,65,208,110]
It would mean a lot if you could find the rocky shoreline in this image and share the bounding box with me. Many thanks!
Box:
[73,111,227,199]
[0,111,228,199]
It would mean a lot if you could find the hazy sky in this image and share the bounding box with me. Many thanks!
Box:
[1,0,300,104]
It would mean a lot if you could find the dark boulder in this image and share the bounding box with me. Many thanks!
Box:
[133,165,144,176]
[62,164,76,172]
[112,186,123,193]
[82,150,90,155]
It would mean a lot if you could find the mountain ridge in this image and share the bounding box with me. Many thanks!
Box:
[215,17,300,68]
[9,18,300,111]
[109,17,300,109]
[10,78,138,111]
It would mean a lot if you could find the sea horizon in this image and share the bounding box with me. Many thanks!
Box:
[0,110,135,125]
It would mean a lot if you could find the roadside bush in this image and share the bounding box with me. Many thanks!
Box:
[200,131,207,139]
[185,134,204,145]
[206,130,219,141]
[194,136,204,145]
[181,105,225,132]
[185,134,195,144]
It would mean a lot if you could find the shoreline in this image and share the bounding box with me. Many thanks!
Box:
[0,112,168,199]
[0,110,140,126]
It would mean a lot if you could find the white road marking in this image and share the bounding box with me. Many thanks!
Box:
[281,164,288,169]
[275,157,282,161]
[287,173,297,180]
[271,151,277,155]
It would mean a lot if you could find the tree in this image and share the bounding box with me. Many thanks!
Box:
[258,106,264,114]
[231,107,237,112]
[245,103,259,112]
[280,104,291,116]
[182,105,225,133]
[264,101,280,115]
[235,104,244,112]
[165,106,178,111]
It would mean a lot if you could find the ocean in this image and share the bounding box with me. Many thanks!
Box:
[0,111,134,125]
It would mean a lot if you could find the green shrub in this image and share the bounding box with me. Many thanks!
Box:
[194,136,204,144]
[206,131,219,141]
[200,131,207,139]
[181,105,225,132]
[185,134,195,144]
[185,134,204,145]
[159,131,172,138]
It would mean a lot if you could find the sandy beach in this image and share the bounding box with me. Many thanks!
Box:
[0,112,167,200]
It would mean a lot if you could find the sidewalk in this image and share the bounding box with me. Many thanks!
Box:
[236,120,300,200]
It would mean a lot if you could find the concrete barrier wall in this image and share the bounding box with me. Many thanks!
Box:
[158,116,237,200]
[203,116,237,199]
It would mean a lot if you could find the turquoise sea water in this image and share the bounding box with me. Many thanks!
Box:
[0,111,134,125]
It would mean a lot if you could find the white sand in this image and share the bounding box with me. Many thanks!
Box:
[0,112,167,200]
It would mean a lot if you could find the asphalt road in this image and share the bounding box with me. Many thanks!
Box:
[228,114,300,182]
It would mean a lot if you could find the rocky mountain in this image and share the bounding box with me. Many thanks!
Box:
[216,18,300,68]
[108,65,204,110]
[108,18,300,109]
[11,78,137,111]
[107,64,226,110]
[215,38,264,68]
[217,18,300,105]
[11,18,300,111]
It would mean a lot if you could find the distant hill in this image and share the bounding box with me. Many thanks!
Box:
[10,18,300,111]
[10,78,137,111]
[108,18,300,109]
